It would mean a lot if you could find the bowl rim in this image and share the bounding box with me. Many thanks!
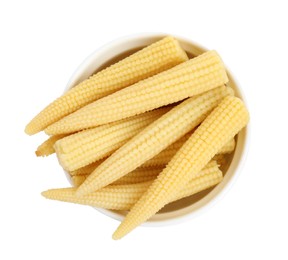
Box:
[63,32,250,227]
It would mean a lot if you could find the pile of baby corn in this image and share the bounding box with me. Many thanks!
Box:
[26,36,249,239]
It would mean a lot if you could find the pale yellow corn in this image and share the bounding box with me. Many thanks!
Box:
[69,138,186,175]
[113,96,249,239]
[113,168,162,185]
[43,182,149,211]
[73,160,218,186]
[71,175,87,187]
[217,138,235,154]
[69,157,159,177]
[173,165,223,201]
[72,168,162,187]
[141,134,190,167]
[69,159,104,176]
[70,136,233,176]
[45,50,228,135]
[25,36,188,135]
[142,136,234,167]
[55,108,169,171]
[35,134,68,157]
[42,162,222,211]
[76,86,233,196]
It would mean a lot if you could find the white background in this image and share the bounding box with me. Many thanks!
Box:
[1,0,287,259]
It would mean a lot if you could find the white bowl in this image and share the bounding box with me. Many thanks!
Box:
[64,33,250,226]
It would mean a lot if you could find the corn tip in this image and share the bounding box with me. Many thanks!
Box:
[112,230,122,240]
[35,150,41,157]
[24,124,34,135]
[169,36,189,60]
[41,190,49,198]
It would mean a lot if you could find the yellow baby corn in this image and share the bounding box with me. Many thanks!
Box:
[35,134,68,157]
[113,96,249,239]
[42,162,222,211]
[45,50,229,135]
[141,134,190,167]
[73,160,218,187]
[43,182,149,211]
[25,36,188,135]
[173,167,222,201]
[69,136,233,176]
[69,138,185,175]
[71,175,87,187]
[142,136,234,167]
[69,160,104,176]
[55,108,169,171]
[72,168,162,187]
[76,86,233,196]
[113,168,162,185]
[217,138,235,154]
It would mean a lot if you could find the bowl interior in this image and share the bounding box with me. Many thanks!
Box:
[65,34,248,225]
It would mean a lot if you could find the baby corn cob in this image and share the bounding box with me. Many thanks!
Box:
[45,50,229,135]
[173,165,223,201]
[76,86,233,196]
[217,138,235,154]
[69,139,186,175]
[55,108,169,171]
[25,36,188,135]
[113,168,162,185]
[113,96,249,239]
[72,168,162,187]
[142,136,235,167]
[141,134,190,167]
[43,182,149,211]
[73,160,218,186]
[42,162,222,211]
[71,175,87,187]
[35,134,68,157]
[69,160,104,176]
[70,136,233,176]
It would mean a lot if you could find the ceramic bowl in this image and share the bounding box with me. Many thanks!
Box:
[64,33,250,226]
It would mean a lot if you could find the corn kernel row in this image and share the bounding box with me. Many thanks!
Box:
[45,50,228,135]
[76,86,233,196]
[25,36,188,135]
[55,108,169,171]
[113,96,249,239]
[42,162,222,211]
